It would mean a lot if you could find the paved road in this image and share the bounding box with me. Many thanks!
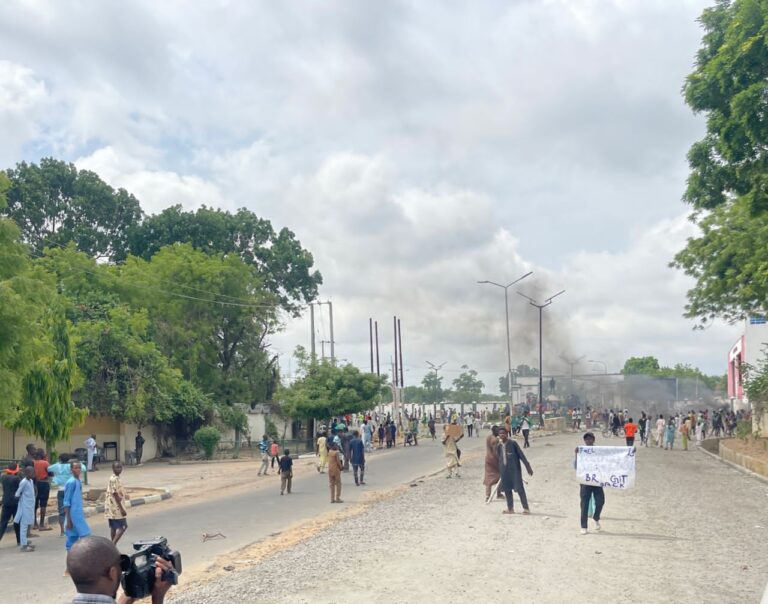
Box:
[1,432,487,603]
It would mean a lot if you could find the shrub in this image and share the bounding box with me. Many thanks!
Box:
[194,426,221,459]
[735,420,752,442]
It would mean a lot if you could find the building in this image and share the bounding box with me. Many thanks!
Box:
[727,316,768,411]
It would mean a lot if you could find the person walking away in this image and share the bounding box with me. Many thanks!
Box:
[483,426,501,500]
[655,414,665,447]
[47,453,73,537]
[428,416,436,440]
[442,424,462,478]
[279,449,293,495]
[316,432,328,473]
[466,414,474,438]
[665,419,676,450]
[638,412,647,446]
[350,430,366,486]
[623,418,638,447]
[362,420,374,452]
[680,418,690,451]
[14,465,36,552]
[0,462,21,546]
[377,423,385,449]
[498,427,533,514]
[521,413,532,448]
[270,440,280,470]
[327,442,344,503]
[135,431,145,465]
[474,414,482,437]
[257,434,270,475]
[105,462,129,544]
[64,461,91,554]
[389,422,398,448]
[33,449,51,531]
[575,432,605,535]
[341,427,352,471]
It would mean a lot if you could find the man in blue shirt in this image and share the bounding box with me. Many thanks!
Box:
[257,435,270,476]
[48,453,74,536]
[64,461,91,553]
[349,430,366,486]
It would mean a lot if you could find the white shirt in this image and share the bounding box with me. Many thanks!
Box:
[85,437,96,451]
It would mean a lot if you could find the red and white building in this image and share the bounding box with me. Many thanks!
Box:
[727,316,768,410]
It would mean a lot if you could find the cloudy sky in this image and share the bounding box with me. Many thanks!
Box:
[0,0,739,390]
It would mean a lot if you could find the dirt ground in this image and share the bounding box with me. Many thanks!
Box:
[170,433,768,604]
[723,437,768,465]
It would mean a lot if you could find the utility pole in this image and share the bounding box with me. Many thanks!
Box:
[310,303,316,358]
[517,289,565,426]
[375,321,380,377]
[393,316,399,387]
[369,318,374,373]
[560,354,586,403]
[320,340,331,361]
[328,301,335,363]
[426,360,446,420]
[398,318,404,388]
[477,271,533,410]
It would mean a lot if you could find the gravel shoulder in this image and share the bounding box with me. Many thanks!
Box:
[169,433,768,604]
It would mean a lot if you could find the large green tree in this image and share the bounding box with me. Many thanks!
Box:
[128,205,322,315]
[673,0,768,323]
[281,347,383,420]
[421,371,443,405]
[451,365,484,405]
[3,158,143,261]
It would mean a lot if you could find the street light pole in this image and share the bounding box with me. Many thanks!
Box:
[517,289,565,426]
[589,360,607,407]
[426,360,446,420]
[478,271,533,412]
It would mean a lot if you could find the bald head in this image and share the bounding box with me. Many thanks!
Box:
[67,536,122,594]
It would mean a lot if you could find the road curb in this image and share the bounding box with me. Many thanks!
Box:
[696,443,768,486]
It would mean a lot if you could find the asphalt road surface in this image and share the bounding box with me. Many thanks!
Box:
[1,432,486,603]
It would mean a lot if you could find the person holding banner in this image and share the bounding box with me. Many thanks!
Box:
[575,432,605,535]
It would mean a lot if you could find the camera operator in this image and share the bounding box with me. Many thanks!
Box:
[67,536,174,604]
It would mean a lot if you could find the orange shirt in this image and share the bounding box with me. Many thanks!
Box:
[33,459,49,481]
[624,423,638,438]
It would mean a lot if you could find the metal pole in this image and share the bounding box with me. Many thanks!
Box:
[375,321,380,376]
[310,303,316,358]
[504,288,513,409]
[369,318,374,373]
[393,316,399,388]
[398,318,404,388]
[538,305,544,422]
[328,301,335,363]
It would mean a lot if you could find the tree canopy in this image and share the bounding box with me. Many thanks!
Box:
[673,0,768,324]
[451,365,484,405]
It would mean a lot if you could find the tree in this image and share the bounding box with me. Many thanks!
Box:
[673,1,768,324]
[621,356,661,375]
[451,365,484,405]
[280,347,383,420]
[422,371,443,405]
[128,205,322,315]
[3,159,143,261]
[11,311,87,453]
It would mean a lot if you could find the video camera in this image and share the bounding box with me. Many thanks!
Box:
[120,537,182,599]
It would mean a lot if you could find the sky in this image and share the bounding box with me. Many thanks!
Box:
[0,0,740,391]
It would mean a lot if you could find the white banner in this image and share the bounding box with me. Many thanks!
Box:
[576,446,636,489]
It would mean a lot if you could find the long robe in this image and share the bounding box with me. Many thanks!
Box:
[13,477,35,526]
[497,439,531,493]
[483,434,500,487]
[63,476,91,550]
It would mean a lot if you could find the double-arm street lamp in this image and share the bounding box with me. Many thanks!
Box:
[517,289,565,424]
[477,271,533,411]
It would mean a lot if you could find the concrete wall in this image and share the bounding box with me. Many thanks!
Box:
[0,417,157,462]
[719,439,768,479]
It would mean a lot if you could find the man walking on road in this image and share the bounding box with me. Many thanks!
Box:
[483,426,501,500]
[350,430,366,486]
[47,453,73,537]
[497,427,533,514]
[279,449,293,495]
[316,432,328,473]
[105,462,129,545]
[14,465,36,552]
[575,432,605,535]
[64,461,91,553]
[257,435,270,475]
[442,421,462,478]
[521,413,532,448]
[624,418,638,447]
[327,442,344,503]
[85,434,98,472]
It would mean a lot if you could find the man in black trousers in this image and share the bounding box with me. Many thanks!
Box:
[497,427,533,514]
[575,432,605,535]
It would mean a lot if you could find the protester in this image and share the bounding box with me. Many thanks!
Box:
[377,423,386,449]
[638,412,647,446]
[521,413,532,448]
[362,420,374,452]
[14,465,36,552]
[135,431,145,465]
[350,430,366,486]
[483,425,501,500]
[680,417,690,451]
[279,449,293,495]
[47,453,73,537]
[623,418,638,447]
[665,418,676,450]
[428,416,436,440]
[442,423,462,478]
[270,440,280,470]
[341,427,353,471]
[497,427,533,514]
[33,448,52,531]
[316,431,328,473]
[66,536,174,604]
[388,422,397,448]
[105,462,129,544]
[0,462,21,546]
[22,443,37,469]
[575,432,604,535]
[64,461,91,553]
[466,414,474,438]
[257,434,270,476]
[327,442,344,503]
